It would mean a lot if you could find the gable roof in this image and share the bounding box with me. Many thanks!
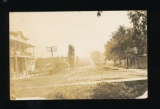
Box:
[10,31,29,40]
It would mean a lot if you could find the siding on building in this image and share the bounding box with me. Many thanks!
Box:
[10,31,35,78]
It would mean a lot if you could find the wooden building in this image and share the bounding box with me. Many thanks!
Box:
[10,31,35,78]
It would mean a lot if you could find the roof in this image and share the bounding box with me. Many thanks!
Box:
[10,38,34,47]
[10,31,29,40]
[10,31,34,47]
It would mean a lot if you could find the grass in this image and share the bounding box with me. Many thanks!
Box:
[45,80,147,99]
[46,84,94,99]
[10,80,147,99]
[91,80,147,99]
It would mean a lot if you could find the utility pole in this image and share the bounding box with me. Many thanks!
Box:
[46,46,58,63]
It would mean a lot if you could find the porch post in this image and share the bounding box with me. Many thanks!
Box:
[15,56,18,77]
[19,43,20,51]
[25,57,28,76]
[33,47,34,55]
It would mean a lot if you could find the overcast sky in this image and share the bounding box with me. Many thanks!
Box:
[9,11,132,59]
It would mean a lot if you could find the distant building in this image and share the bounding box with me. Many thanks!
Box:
[10,31,35,78]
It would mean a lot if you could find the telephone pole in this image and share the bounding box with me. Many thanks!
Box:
[46,46,58,63]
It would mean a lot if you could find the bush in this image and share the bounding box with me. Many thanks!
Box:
[47,61,69,74]
[91,81,147,99]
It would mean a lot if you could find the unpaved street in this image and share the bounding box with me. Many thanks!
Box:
[10,64,147,99]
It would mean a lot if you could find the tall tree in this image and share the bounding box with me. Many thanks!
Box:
[127,10,147,55]
[68,44,75,68]
[111,25,127,60]
[103,11,147,68]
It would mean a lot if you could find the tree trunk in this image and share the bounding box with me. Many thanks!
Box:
[127,58,128,67]
[137,55,139,68]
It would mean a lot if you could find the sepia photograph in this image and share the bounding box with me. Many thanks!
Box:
[9,11,147,100]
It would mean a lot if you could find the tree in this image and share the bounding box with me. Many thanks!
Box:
[104,25,128,60]
[90,51,103,65]
[68,44,75,68]
[102,11,147,68]
[111,25,127,60]
[127,10,147,55]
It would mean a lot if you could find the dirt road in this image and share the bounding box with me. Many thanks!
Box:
[10,64,147,99]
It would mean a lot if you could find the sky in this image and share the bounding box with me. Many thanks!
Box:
[9,11,132,59]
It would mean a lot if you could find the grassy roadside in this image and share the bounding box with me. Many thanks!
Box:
[10,80,147,99]
[45,80,147,99]
[10,65,147,99]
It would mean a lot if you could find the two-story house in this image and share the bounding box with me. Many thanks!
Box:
[10,31,35,78]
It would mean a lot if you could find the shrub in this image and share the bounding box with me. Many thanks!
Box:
[91,81,147,99]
